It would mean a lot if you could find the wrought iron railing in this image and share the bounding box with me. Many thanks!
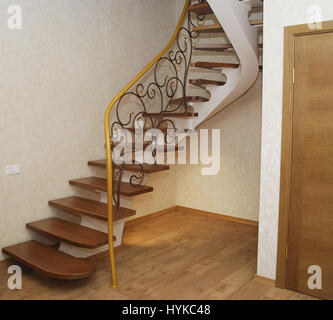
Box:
[104,0,207,287]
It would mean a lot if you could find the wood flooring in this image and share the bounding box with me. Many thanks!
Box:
[0,210,316,300]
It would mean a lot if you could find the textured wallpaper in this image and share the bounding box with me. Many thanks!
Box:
[0,0,181,260]
[257,0,333,280]
[177,76,262,222]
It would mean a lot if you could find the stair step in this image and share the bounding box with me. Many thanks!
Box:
[190,79,225,86]
[250,18,263,26]
[193,24,224,33]
[240,0,264,8]
[191,61,263,71]
[69,177,154,196]
[142,112,198,118]
[115,163,169,173]
[170,96,209,104]
[191,61,240,69]
[111,141,150,149]
[194,44,261,52]
[125,127,192,135]
[27,217,111,249]
[194,43,234,52]
[70,176,108,192]
[127,127,171,134]
[88,160,169,173]
[111,142,184,153]
[188,2,213,15]
[2,240,96,279]
[49,196,136,222]
[249,7,263,15]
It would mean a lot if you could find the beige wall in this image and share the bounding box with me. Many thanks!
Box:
[0,0,181,260]
[177,76,262,222]
[131,166,178,220]
[258,0,333,280]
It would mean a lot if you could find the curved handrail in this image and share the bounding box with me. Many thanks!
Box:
[104,0,190,288]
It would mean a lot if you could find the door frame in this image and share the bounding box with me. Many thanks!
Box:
[276,20,333,289]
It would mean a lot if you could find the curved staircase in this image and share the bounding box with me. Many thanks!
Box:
[2,0,263,282]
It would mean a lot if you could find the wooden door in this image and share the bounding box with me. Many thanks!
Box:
[286,32,333,299]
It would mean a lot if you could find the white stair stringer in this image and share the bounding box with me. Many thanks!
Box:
[192,0,260,127]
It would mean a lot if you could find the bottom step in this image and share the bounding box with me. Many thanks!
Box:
[2,240,96,279]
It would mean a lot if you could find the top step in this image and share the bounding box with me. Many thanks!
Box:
[188,2,213,15]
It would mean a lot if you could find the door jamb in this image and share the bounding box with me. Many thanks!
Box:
[276,20,333,288]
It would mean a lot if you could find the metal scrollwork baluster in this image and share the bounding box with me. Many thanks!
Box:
[110,4,207,212]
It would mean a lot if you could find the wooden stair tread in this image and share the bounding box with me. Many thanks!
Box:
[2,240,95,280]
[170,96,209,104]
[111,141,150,149]
[70,176,108,192]
[190,79,225,86]
[27,217,111,249]
[127,127,174,133]
[193,24,224,33]
[195,43,261,52]
[125,127,192,135]
[249,7,263,14]
[250,19,263,26]
[110,143,184,153]
[142,112,198,118]
[194,43,234,51]
[188,2,213,15]
[88,160,169,173]
[191,61,240,69]
[49,196,136,222]
[69,177,154,196]
[116,163,169,173]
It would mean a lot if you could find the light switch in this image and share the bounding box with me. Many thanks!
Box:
[5,165,21,176]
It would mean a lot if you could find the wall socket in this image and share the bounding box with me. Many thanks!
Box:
[5,165,21,176]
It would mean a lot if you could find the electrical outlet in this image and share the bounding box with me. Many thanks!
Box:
[5,165,21,176]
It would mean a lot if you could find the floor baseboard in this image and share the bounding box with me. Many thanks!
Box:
[254,274,276,287]
[175,205,259,227]
[126,206,177,226]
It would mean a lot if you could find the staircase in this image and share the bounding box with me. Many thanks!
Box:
[2,0,263,283]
